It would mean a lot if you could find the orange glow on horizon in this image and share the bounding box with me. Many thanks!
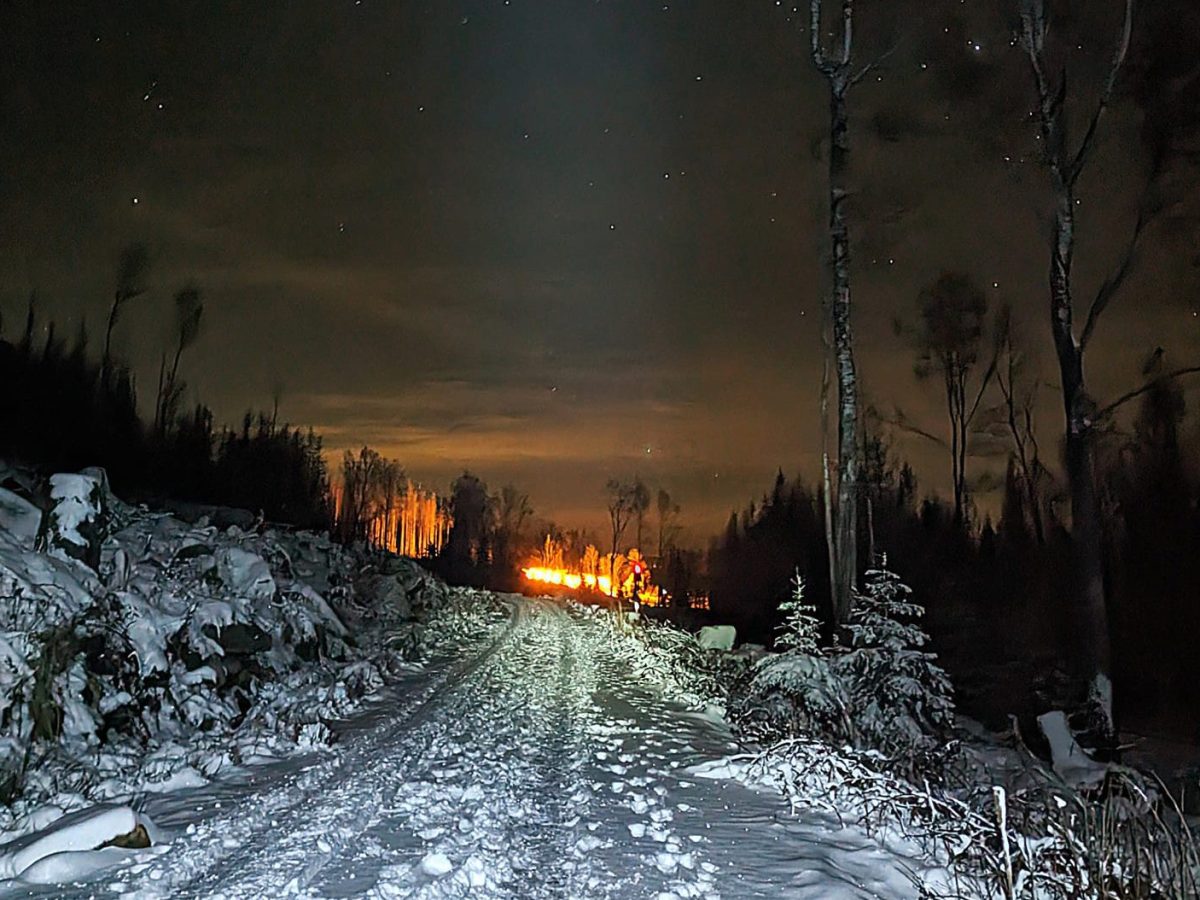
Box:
[521,551,661,605]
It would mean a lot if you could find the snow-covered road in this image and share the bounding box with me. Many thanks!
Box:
[2,597,925,899]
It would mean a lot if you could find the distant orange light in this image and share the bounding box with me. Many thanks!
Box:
[521,558,661,606]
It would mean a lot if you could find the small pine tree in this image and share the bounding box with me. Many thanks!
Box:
[836,565,955,761]
[845,565,930,653]
[776,570,821,654]
[730,571,853,744]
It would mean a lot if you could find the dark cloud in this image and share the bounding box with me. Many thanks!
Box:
[1,0,1197,537]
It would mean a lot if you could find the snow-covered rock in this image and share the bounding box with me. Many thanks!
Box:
[697,625,736,652]
[0,465,493,852]
[215,547,276,602]
[0,804,148,881]
[46,472,109,568]
[419,851,454,876]
[0,487,40,550]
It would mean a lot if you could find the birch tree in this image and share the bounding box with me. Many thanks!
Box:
[810,0,873,625]
[1019,0,1135,744]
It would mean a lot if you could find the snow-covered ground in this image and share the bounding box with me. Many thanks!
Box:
[1,594,939,898]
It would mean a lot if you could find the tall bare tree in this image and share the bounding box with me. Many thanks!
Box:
[1019,0,1136,742]
[992,308,1048,545]
[912,271,998,525]
[655,488,681,561]
[154,286,204,435]
[604,479,637,597]
[810,0,873,625]
[103,244,149,387]
[631,477,651,552]
[493,484,533,572]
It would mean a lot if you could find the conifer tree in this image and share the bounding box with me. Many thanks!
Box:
[776,570,821,654]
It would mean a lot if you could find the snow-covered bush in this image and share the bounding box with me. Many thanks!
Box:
[585,605,745,708]
[729,574,854,744]
[834,567,955,765]
[718,736,1199,899]
[729,565,955,772]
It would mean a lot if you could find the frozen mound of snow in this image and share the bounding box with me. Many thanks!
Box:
[47,472,108,567]
[697,625,736,652]
[0,804,151,881]
[0,487,40,550]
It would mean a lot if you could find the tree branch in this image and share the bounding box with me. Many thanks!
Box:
[1096,366,1200,421]
[840,0,853,66]
[1067,0,1135,186]
[887,408,948,448]
[810,0,834,74]
[1079,203,1152,349]
[966,334,1004,427]
[850,39,900,87]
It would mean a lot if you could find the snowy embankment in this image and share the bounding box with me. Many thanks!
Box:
[0,464,502,884]
[601,581,1199,899]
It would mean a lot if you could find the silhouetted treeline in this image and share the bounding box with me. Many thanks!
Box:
[0,299,331,529]
[428,472,504,589]
[710,386,1200,740]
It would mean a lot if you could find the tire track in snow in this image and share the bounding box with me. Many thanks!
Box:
[126,597,526,898]
[361,599,597,898]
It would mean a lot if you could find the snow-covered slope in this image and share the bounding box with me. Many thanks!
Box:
[0,466,502,882]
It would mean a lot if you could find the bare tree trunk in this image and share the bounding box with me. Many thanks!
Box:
[831,84,859,625]
[821,354,839,627]
[812,0,861,626]
[1021,0,1134,745]
[865,493,875,569]
[1049,188,1114,738]
[998,330,1046,544]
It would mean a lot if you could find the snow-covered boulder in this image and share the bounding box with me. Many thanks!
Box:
[0,488,41,550]
[46,473,109,569]
[697,625,736,652]
[215,547,276,602]
[0,804,152,882]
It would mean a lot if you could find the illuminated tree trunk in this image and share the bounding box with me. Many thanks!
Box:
[811,0,861,626]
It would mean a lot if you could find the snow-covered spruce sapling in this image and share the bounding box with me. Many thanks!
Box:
[835,566,954,763]
[732,573,854,745]
[776,570,821,654]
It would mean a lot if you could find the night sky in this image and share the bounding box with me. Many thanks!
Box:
[2,1,1197,539]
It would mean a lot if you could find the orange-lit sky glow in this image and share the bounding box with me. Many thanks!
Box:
[3,1,1197,540]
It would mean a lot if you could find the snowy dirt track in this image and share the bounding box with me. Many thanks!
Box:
[2,597,930,900]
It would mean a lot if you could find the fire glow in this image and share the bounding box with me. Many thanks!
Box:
[522,566,613,595]
[521,558,660,605]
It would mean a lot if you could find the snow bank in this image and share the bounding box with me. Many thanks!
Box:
[0,465,486,860]
[697,624,736,651]
[0,804,148,881]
